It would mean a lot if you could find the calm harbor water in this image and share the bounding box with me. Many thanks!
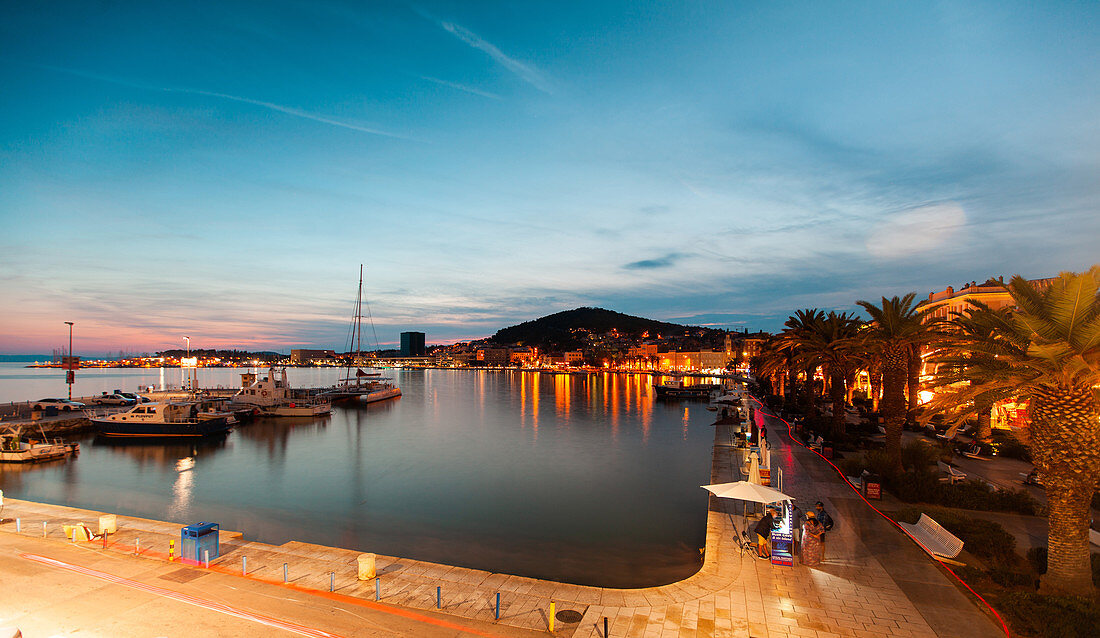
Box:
[0,363,717,587]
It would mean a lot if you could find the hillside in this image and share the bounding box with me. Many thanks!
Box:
[491,307,696,352]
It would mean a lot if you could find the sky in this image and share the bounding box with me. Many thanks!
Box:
[1,1,1098,355]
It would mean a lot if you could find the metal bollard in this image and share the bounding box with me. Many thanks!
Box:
[604,616,609,637]
[283,563,288,583]
[204,550,210,568]
[15,518,20,533]
[330,572,335,592]
[43,521,47,538]
[550,602,555,632]
[436,586,441,609]
[375,577,380,601]
[242,556,247,576]
[495,592,500,620]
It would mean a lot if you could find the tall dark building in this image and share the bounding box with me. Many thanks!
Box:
[400,331,426,357]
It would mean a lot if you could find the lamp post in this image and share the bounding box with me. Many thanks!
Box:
[64,321,74,400]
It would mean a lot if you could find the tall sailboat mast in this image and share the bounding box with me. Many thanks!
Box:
[356,264,363,372]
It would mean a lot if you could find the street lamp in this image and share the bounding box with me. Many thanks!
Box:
[64,321,74,400]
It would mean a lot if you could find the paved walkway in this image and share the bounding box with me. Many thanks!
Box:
[1,400,1005,637]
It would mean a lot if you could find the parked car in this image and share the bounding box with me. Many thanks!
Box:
[116,392,150,404]
[92,393,137,406]
[32,398,86,411]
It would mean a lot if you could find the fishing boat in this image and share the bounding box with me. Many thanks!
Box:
[0,431,79,463]
[91,401,233,437]
[325,265,402,404]
[230,367,332,417]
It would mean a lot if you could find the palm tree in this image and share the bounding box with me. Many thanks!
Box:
[856,293,937,471]
[788,312,864,437]
[926,301,1012,442]
[777,309,826,413]
[924,268,1100,596]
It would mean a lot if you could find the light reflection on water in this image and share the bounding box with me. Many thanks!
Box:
[0,364,718,587]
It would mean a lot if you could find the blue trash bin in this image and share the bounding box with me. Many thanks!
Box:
[181,522,219,562]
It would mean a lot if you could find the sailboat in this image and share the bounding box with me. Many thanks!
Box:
[325,265,402,404]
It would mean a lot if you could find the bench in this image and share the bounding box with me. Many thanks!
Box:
[937,461,966,484]
[899,513,965,559]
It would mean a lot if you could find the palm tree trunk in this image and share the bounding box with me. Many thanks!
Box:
[882,345,908,472]
[906,345,921,416]
[1042,477,1095,596]
[869,360,882,412]
[829,368,846,438]
[975,398,992,443]
[1030,386,1100,596]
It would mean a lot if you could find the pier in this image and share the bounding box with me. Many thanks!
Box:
[0,400,1003,637]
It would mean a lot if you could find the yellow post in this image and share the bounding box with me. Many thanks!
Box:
[169,539,175,562]
[549,602,555,632]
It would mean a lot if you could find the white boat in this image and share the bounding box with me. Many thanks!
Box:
[0,433,79,463]
[326,265,402,404]
[230,367,332,417]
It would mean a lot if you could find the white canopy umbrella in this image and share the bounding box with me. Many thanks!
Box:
[702,481,793,504]
[747,451,761,484]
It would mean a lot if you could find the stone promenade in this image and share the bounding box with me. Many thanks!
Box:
[0,402,1005,637]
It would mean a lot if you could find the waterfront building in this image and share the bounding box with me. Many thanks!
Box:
[400,331,426,357]
[657,350,728,372]
[290,349,337,365]
[510,347,537,366]
[916,276,1057,431]
[476,347,510,366]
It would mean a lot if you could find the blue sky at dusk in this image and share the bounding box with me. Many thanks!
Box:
[1,1,1097,354]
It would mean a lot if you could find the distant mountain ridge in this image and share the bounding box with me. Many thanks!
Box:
[492,307,697,352]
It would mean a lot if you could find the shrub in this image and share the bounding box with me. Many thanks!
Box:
[938,480,1041,515]
[999,592,1100,638]
[991,432,1031,461]
[1027,546,1048,575]
[901,439,943,471]
[891,469,943,503]
[988,567,1037,588]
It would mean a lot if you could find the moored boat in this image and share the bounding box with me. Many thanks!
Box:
[91,401,232,437]
[1,433,79,463]
[230,367,332,417]
[325,265,402,405]
[653,381,721,399]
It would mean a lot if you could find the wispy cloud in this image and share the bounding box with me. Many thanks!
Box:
[420,75,501,100]
[624,253,686,270]
[36,63,412,140]
[436,20,554,94]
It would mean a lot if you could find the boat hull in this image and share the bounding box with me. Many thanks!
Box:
[0,444,78,463]
[360,388,401,404]
[91,417,231,438]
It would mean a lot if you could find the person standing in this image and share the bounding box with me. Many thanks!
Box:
[801,511,825,565]
[753,506,777,558]
[814,501,835,534]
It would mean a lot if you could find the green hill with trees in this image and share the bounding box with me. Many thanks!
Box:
[491,307,699,352]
